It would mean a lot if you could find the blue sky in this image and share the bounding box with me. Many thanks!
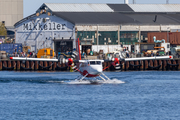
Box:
[24,0,180,17]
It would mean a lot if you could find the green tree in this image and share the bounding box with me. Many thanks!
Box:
[0,22,7,37]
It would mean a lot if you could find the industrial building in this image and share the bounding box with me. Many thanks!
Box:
[0,0,23,27]
[14,3,180,54]
[0,0,23,38]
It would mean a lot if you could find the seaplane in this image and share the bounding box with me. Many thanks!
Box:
[9,52,173,84]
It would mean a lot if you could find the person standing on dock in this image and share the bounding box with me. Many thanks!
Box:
[126,49,129,58]
[151,51,154,57]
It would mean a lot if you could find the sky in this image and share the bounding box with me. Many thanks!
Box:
[24,0,180,18]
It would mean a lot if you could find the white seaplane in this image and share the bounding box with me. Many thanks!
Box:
[9,55,173,84]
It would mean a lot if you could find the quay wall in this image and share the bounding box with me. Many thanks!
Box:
[0,59,179,71]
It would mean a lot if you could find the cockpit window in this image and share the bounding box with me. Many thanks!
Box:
[90,61,101,65]
[96,61,101,65]
[90,61,96,65]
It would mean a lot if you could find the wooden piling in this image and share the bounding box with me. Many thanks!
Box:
[1,59,179,72]
[178,60,180,70]
[53,62,56,71]
[0,61,2,70]
[34,61,38,71]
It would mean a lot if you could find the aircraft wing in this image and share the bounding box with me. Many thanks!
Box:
[9,57,94,65]
[103,56,173,66]
[10,56,173,63]
[124,56,173,61]
[75,60,86,63]
[10,57,58,62]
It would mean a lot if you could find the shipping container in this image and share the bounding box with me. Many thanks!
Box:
[14,43,23,53]
[0,43,22,54]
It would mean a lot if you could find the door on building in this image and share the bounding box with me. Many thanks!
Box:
[82,45,92,55]
[54,40,73,57]
[31,45,36,52]
[131,45,134,52]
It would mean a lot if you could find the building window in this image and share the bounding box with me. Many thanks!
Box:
[99,31,118,45]
[120,31,138,45]
[77,31,96,45]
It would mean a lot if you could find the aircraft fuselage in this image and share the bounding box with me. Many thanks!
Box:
[79,60,103,77]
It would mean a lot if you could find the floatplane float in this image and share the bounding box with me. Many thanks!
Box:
[9,54,173,84]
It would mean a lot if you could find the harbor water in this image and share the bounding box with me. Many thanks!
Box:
[0,71,180,120]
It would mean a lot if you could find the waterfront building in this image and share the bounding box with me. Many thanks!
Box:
[14,3,180,54]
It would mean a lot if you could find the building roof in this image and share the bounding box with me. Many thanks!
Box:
[107,4,134,12]
[48,4,180,25]
[128,4,180,13]
[52,12,138,25]
[53,12,180,25]
[44,3,113,12]
[14,3,180,26]
[14,14,36,27]
[43,3,180,13]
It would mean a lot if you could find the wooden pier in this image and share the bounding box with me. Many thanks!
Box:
[0,59,179,71]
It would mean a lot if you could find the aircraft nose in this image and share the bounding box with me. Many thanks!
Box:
[96,67,102,73]
[91,66,102,74]
[96,68,102,74]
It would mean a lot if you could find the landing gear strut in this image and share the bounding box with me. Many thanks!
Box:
[75,73,88,82]
[75,73,111,82]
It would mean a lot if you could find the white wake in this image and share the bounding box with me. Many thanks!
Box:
[62,78,125,85]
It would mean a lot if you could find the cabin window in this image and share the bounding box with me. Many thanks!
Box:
[89,61,101,65]
[96,61,101,65]
[90,61,95,65]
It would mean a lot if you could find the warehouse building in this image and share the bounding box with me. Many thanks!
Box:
[14,3,180,54]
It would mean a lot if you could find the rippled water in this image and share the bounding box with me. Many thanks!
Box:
[0,71,180,120]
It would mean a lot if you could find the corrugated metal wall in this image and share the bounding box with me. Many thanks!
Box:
[129,4,180,12]
[0,43,22,54]
[45,3,114,12]
[169,32,180,45]
[0,0,23,27]
[148,32,180,45]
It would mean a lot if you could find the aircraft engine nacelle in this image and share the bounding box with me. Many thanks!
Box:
[111,58,121,70]
[114,58,119,64]
[68,58,73,66]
